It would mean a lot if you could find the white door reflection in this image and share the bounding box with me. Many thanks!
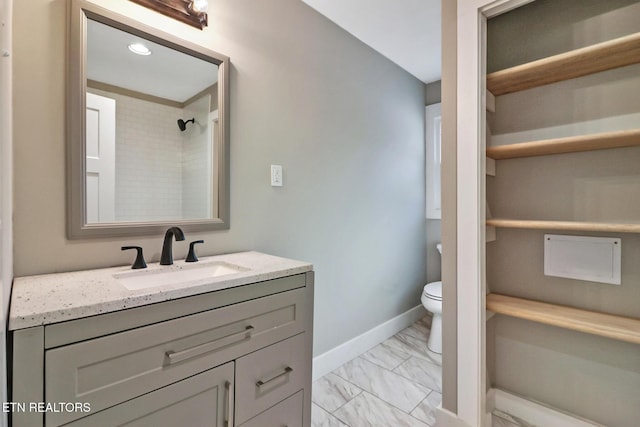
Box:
[86,92,116,223]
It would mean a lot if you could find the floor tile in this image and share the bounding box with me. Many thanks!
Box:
[393,356,441,392]
[384,333,442,366]
[312,403,349,427]
[334,392,429,427]
[312,373,362,412]
[360,342,411,370]
[492,410,534,427]
[410,391,442,426]
[398,316,432,341]
[312,318,439,426]
[333,357,429,413]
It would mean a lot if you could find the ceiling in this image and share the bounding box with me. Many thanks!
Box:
[87,19,218,103]
[301,0,441,83]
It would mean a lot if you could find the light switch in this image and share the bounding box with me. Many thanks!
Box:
[271,165,283,187]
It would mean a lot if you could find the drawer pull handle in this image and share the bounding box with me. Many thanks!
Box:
[166,325,254,364]
[256,366,293,388]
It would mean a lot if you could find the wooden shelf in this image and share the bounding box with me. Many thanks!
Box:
[486,293,640,345]
[486,129,640,160]
[486,219,640,233]
[486,32,640,96]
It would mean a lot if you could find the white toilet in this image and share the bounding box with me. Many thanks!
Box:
[421,243,443,354]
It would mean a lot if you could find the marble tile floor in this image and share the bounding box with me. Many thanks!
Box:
[312,316,443,427]
[491,410,534,427]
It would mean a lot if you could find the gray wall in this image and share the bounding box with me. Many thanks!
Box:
[12,0,427,357]
[487,1,640,425]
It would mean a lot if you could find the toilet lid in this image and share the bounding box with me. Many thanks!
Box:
[423,281,442,300]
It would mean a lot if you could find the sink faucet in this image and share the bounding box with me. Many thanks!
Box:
[160,227,185,265]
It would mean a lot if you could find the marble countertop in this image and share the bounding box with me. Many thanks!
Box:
[9,251,312,331]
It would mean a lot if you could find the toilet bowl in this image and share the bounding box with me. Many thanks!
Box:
[421,281,442,353]
[422,243,443,354]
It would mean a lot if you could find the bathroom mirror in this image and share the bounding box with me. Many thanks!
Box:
[68,0,229,238]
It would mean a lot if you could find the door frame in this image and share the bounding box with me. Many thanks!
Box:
[0,1,12,426]
[454,1,534,426]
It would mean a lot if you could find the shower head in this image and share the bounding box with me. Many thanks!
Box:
[177,118,195,131]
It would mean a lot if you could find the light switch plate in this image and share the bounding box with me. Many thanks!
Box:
[271,165,283,187]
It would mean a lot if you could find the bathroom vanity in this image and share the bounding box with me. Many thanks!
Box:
[9,252,313,427]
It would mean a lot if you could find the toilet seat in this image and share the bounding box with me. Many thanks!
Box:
[423,281,442,300]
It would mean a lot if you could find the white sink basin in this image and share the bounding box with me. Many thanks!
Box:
[114,261,250,290]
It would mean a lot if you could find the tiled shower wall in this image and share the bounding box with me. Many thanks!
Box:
[182,94,212,219]
[89,88,211,221]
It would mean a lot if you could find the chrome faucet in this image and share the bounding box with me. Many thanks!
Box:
[160,227,185,265]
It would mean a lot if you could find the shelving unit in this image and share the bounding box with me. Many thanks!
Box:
[486,293,640,345]
[486,32,640,237]
[481,6,640,426]
[486,219,640,234]
[486,32,640,96]
[486,129,640,160]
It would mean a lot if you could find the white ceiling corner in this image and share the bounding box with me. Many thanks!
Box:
[301,0,441,83]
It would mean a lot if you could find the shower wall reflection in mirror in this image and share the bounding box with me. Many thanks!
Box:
[85,18,219,223]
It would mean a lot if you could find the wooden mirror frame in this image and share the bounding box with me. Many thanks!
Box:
[68,0,230,239]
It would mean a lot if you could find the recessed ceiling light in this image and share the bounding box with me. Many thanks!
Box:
[128,43,152,56]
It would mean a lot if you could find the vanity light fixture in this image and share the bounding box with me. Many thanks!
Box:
[130,0,209,30]
[127,42,152,56]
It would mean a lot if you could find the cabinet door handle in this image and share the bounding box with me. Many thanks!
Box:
[256,366,293,388]
[166,325,254,364]
[224,381,232,427]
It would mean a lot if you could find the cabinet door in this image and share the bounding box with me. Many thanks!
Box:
[238,390,303,427]
[64,362,234,427]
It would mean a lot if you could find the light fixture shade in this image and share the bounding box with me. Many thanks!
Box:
[192,0,208,13]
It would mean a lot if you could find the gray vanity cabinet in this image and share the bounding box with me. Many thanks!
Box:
[10,272,314,427]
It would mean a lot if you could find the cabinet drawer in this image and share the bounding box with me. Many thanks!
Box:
[235,333,308,425]
[239,390,303,427]
[45,288,307,426]
[64,362,234,427]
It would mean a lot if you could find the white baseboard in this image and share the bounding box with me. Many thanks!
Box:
[487,388,605,427]
[434,406,473,427]
[312,305,427,381]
